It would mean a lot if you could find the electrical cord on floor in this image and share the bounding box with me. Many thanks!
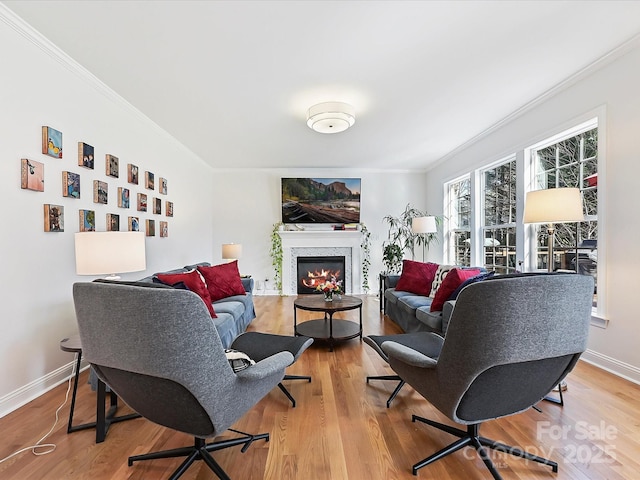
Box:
[0,352,77,464]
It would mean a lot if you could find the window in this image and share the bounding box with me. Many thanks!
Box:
[445,177,471,266]
[482,158,517,274]
[530,123,598,305]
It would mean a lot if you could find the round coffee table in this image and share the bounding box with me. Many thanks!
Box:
[293,295,363,351]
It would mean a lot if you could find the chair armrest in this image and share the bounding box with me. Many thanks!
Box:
[384,275,400,289]
[242,277,254,293]
[381,339,441,368]
[234,351,294,380]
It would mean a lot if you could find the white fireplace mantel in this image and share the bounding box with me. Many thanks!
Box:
[279,230,362,295]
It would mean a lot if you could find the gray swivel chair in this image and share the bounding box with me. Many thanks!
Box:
[73,281,294,480]
[380,273,594,478]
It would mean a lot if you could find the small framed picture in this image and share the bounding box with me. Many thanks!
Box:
[146,219,155,237]
[145,171,155,190]
[153,197,161,214]
[166,201,173,217]
[107,213,120,231]
[79,209,96,232]
[42,126,63,158]
[118,187,130,208]
[44,204,64,232]
[93,180,108,204]
[106,154,119,178]
[62,171,81,199]
[160,221,168,238]
[128,216,140,232]
[128,163,139,184]
[137,193,147,212]
[21,158,44,192]
[159,177,167,195]
[78,142,94,169]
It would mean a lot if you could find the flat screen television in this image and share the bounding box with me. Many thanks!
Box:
[281,177,361,224]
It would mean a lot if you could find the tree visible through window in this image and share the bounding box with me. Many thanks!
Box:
[482,159,517,274]
[446,177,471,266]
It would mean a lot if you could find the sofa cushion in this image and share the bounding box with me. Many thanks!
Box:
[212,312,237,348]
[212,300,244,320]
[154,270,216,318]
[415,307,443,331]
[384,288,414,305]
[395,260,439,296]
[448,271,496,301]
[429,264,456,298]
[430,268,481,312]
[398,294,433,315]
[198,261,246,303]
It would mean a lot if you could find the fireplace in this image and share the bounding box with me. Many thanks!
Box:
[297,256,346,294]
[278,230,362,295]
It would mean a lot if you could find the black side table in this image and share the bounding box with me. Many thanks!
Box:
[379,273,389,312]
[60,334,140,443]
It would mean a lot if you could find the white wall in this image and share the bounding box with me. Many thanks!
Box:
[423,39,640,382]
[211,168,429,294]
[0,11,215,415]
[0,10,430,416]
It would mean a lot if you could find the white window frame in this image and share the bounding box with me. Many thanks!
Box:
[480,156,518,275]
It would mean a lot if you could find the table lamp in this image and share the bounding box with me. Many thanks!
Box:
[221,243,242,262]
[411,216,437,262]
[523,188,584,272]
[75,231,146,280]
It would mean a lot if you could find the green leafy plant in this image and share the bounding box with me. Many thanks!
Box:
[269,222,283,295]
[360,223,371,293]
[382,204,441,273]
[382,243,404,274]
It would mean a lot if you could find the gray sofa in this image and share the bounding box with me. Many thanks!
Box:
[384,267,486,336]
[138,262,256,348]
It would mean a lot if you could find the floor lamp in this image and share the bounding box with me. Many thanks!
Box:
[523,187,584,402]
[523,188,584,273]
[411,216,437,262]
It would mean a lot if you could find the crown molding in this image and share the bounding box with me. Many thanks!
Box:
[428,32,640,172]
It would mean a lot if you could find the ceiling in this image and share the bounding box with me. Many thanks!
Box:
[4,1,640,171]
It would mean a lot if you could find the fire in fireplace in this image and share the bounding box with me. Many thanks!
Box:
[297,256,346,294]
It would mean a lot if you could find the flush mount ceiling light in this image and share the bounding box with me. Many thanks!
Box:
[306,102,355,134]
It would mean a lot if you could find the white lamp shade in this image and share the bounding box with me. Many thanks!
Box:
[221,243,242,260]
[75,231,146,276]
[523,188,584,224]
[412,216,437,234]
[306,102,355,134]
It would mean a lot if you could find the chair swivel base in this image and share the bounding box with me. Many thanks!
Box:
[278,374,312,408]
[411,415,558,479]
[365,375,405,408]
[128,429,269,480]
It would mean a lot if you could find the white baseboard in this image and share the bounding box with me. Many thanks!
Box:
[0,359,87,418]
[581,349,640,386]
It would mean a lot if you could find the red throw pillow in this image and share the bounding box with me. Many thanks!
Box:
[197,261,246,303]
[430,268,481,312]
[155,270,216,318]
[394,260,439,297]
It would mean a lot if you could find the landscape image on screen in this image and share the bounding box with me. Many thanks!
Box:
[281,178,361,224]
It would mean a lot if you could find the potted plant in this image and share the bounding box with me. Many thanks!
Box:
[382,243,404,274]
[382,204,441,273]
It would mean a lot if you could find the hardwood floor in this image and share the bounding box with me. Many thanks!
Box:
[1,295,639,479]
